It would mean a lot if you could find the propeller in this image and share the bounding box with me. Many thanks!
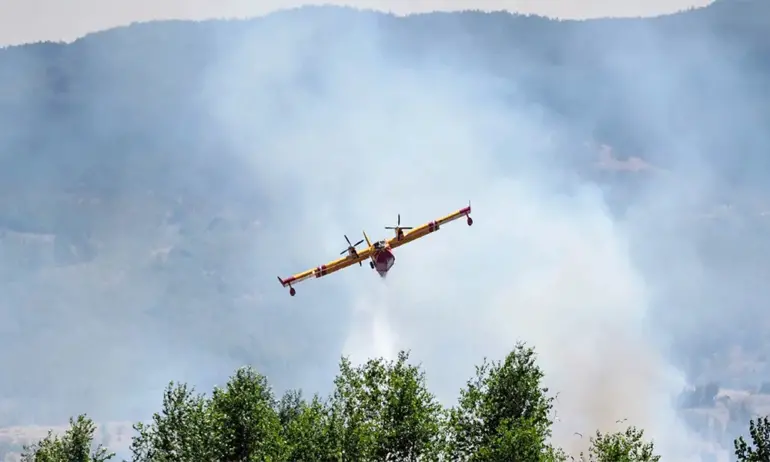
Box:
[340,234,365,266]
[385,214,413,231]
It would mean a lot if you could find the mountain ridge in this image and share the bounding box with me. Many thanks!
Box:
[0,3,768,458]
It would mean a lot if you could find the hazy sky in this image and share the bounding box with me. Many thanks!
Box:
[1,0,713,46]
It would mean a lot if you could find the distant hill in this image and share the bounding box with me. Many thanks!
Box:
[0,0,769,441]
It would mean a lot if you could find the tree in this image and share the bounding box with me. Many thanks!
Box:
[579,426,660,462]
[735,416,770,462]
[130,382,218,462]
[376,350,444,461]
[326,350,445,461]
[209,366,287,461]
[445,342,561,461]
[21,345,770,462]
[131,368,287,462]
[325,355,375,461]
[21,414,114,462]
[278,390,335,461]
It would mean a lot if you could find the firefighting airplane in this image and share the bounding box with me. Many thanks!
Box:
[277,203,473,296]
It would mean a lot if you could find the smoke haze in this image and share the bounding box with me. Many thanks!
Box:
[1,4,769,460]
[200,9,723,457]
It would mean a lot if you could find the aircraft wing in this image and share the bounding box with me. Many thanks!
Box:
[278,245,373,295]
[387,204,472,250]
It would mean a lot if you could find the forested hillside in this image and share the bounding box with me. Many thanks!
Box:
[1,0,770,460]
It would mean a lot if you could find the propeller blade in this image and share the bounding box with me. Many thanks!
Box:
[341,235,365,256]
[398,214,401,226]
[401,227,413,230]
[385,226,397,229]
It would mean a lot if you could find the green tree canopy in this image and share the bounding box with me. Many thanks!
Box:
[579,426,661,462]
[209,366,286,461]
[444,341,562,461]
[18,343,757,462]
[21,414,114,462]
[735,416,770,462]
[130,381,218,462]
[327,350,444,461]
[277,390,333,461]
